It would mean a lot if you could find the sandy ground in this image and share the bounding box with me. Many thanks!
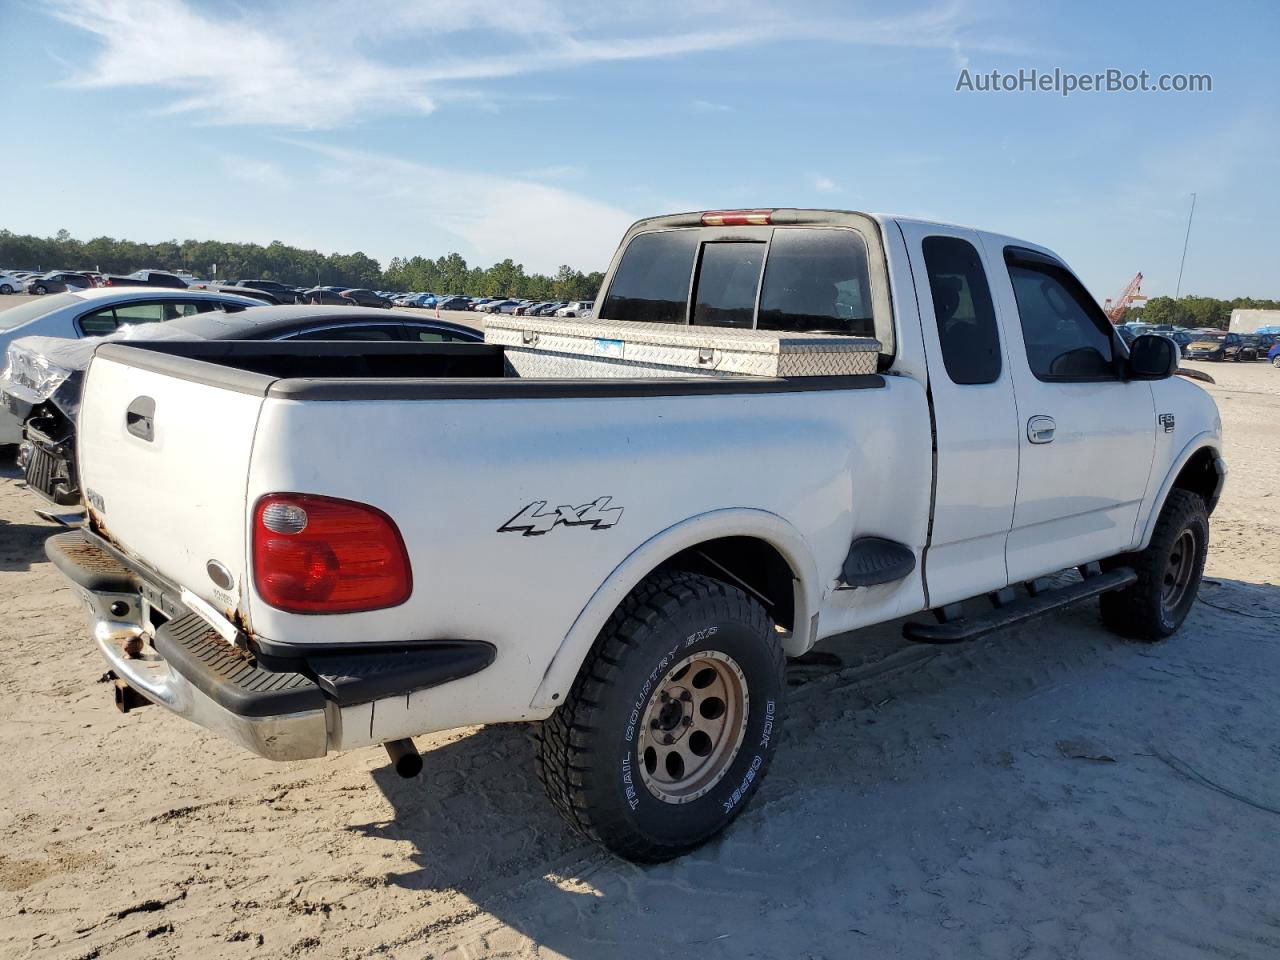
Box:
[0,346,1277,959]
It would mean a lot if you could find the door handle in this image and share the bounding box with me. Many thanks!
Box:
[1027,415,1056,444]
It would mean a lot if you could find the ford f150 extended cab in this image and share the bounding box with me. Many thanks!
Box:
[49,209,1225,862]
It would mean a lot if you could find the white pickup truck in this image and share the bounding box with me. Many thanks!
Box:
[49,209,1225,862]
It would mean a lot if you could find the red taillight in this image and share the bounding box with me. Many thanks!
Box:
[700,209,773,226]
[252,494,412,613]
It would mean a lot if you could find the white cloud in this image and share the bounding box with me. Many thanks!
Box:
[690,99,733,112]
[283,141,635,272]
[812,174,839,193]
[46,0,1036,129]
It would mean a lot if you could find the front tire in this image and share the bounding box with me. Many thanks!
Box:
[34,284,47,295]
[1100,489,1208,641]
[0,284,12,294]
[536,571,784,862]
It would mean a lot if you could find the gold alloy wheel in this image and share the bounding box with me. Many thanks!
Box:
[637,651,749,804]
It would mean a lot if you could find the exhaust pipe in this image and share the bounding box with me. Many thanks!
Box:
[384,738,422,778]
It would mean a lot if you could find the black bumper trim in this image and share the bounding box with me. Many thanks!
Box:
[48,528,496,715]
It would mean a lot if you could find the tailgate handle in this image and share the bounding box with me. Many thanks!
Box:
[126,396,155,442]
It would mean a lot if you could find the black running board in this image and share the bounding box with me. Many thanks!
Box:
[902,567,1137,644]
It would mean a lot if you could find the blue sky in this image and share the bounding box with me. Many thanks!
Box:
[1,0,1276,300]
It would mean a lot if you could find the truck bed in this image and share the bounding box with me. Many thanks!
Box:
[95,340,886,399]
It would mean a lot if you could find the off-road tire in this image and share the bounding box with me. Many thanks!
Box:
[535,571,785,862]
[1100,489,1208,641]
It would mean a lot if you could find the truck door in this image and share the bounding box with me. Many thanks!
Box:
[898,221,1020,606]
[984,242,1156,582]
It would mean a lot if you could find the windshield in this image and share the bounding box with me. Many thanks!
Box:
[0,292,81,331]
[1196,333,1227,341]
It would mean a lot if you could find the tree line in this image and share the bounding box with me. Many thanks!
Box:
[0,228,602,300]
[1123,295,1280,329]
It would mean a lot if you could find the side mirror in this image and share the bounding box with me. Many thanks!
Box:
[1126,334,1178,380]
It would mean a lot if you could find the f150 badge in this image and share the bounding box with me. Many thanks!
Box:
[1159,413,1176,433]
[499,497,623,536]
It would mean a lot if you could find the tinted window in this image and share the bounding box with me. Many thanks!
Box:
[408,325,475,342]
[113,303,166,326]
[691,242,765,328]
[78,307,119,336]
[757,228,874,336]
[1008,264,1115,381]
[601,230,698,324]
[290,325,400,341]
[922,236,1001,384]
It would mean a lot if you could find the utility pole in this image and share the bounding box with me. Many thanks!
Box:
[1174,192,1196,325]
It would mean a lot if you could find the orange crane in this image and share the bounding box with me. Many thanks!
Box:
[1103,272,1147,324]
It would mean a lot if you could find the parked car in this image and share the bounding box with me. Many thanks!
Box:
[400,294,438,309]
[1268,341,1280,367]
[0,272,27,295]
[24,272,95,295]
[478,299,519,314]
[0,287,261,445]
[101,270,189,289]
[1183,332,1245,361]
[188,284,284,305]
[555,300,594,317]
[1252,334,1277,360]
[436,296,471,311]
[235,279,302,303]
[301,286,350,305]
[3,306,482,503]
[51,208,1222,862]
[1237,335,1267,361]
[340,288,393,308]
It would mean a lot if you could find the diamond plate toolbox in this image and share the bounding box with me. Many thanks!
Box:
[486,316,881,378]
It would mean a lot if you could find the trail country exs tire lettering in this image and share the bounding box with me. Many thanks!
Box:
[536,571,785,862]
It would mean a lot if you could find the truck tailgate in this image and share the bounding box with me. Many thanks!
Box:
[77,352,262,618]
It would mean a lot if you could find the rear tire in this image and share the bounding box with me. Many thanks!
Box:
[0,284,12,295]
[536,571,784,862]
[1100,489,1208,641]
[34,284,47,295]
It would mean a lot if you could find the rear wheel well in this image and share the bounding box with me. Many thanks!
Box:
[660,536,797,633]
[1171,447,1221,513]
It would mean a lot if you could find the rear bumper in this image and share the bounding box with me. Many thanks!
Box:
[46,529,495,762]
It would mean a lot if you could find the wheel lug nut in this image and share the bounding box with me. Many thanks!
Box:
[650,719,661,729]
[659,691,669,702]
[663,734,674,745]
[682,717,692,727]
[680,691,692,702]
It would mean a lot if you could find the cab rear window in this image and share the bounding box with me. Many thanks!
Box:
[601,226,876,337]
[599,230,698,325]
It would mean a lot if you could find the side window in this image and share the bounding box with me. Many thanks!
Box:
[921,236,1001,385]
[1007,261,1115,381]
[163,301,217,321]
[78,307,118,336]
[408,326,463,342]
[600,230,698,324]
[691,242,765,328]
[112,302,166,328]
[757,228,874,336]
[289,325,400,341]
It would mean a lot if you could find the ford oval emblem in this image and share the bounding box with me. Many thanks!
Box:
[206,560,235,591]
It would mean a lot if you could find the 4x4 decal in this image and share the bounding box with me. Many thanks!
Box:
[499,496,623,536]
